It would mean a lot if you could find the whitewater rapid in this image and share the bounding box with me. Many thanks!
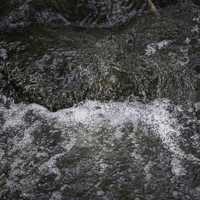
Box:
[1,97,199,164]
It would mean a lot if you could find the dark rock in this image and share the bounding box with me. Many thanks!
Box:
[0,0,180,31]
[192,0,200,6]
[0,1,199,110]
[0,2,200,200]
[192,58,200,74]
[154,0,178,8]
[195,102,200,119]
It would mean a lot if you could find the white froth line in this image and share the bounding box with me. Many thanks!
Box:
[1,99,200,164]
[55,101,190,162]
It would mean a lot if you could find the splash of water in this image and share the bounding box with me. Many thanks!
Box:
[1,97,199,164]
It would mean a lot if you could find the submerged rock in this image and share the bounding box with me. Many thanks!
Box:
[0,2,200,200]
[0,0,181,32]
[0,0,143,31]
[0,1,199,110]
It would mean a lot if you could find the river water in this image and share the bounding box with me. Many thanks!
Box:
[0,1,200,200]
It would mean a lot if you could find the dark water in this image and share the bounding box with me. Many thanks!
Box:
[0,1,200,200]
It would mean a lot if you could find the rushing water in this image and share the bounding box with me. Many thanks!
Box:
[1,97,199,163]
[0,96,200,199]
[0,1,200,200]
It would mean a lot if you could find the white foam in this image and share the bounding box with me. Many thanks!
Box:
[171,157,186,176]
[145,40,172,56]
[1,98,200,174]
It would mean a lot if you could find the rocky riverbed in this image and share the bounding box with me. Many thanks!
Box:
[0,1,200,200]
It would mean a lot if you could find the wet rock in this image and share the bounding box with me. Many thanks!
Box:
[0,2,199,110]
[195,102,200,119]
[192,0,200,6]
[0,0,180,31]
[0,2,200,200]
